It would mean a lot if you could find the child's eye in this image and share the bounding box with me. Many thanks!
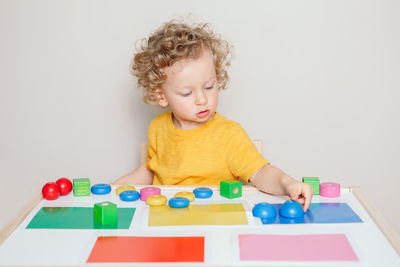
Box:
[205,84,215,90]
[181,91,192,97]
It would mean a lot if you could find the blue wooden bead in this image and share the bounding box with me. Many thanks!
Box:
[91,184,111,195]
[252,202,277,224]
[168,197,190,208]
[193,187,213,198]
[120,190,140,202]
[279,200,304,218]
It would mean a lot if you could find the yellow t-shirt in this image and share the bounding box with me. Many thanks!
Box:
[146,112,269,185]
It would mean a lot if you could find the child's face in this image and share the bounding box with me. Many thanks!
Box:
[156,49,219,130]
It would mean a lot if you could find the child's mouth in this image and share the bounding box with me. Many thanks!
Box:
[196,110,210,118]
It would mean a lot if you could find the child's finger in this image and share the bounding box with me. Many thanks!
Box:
[303,192,312,212]
[295,197,305,205]
[289,192,299,201]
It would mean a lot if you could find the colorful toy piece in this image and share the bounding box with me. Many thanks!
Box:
[220,179,242,199]
[302,177,320,195]
[93,201,117,225]
[320,182,340,197]
[140,187,161,201]
[193,187,213,198]
[55,178,73,196]
[252,202,277,224]
[169,197,190,208]
[175,191,195,202]
[42,182,60,200]
[73,178,91,196]
[91,184,111,195]
[279,200,304,219]
[146,195,167,206]
[116,185,136,196]
[119,190,140,202]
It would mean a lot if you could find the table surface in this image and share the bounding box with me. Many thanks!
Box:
[0,185,399,267]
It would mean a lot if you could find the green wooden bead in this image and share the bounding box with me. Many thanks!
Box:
[220,179,242,199]
[94,201,117,225]
[302,177,320,195]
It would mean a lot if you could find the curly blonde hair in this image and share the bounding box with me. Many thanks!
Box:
[132,20,233,105]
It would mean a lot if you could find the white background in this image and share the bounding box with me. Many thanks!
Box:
[1,0,399,236]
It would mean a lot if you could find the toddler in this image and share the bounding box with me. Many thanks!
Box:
[114,20,313,211]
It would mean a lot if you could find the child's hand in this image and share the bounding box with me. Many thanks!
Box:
[285,181,313,212]
[251,165,313,212]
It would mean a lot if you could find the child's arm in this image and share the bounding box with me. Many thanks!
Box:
[112,162,154,185]
[250,164,313,212]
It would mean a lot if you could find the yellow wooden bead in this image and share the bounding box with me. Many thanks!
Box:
[116,185,136,196]
[175,191,195,202]
[146,195,167,206]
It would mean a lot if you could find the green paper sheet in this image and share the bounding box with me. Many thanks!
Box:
[27,207,135,229]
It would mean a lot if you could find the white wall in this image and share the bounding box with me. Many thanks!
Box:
[1,0,399,235]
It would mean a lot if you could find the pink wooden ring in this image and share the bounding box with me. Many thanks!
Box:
[320,182,340,197]
[140,187,161,201]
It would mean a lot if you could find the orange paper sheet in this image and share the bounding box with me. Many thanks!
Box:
[87,236,204,263]
[148,203,248,226]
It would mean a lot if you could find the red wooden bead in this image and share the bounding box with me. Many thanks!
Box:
[56,178,73,196]
[42,182,60,200]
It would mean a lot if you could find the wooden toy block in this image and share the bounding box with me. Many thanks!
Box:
[302,177,320,195]
[220,179,242,199]
[94,201,117,225]
[73,178,91,196]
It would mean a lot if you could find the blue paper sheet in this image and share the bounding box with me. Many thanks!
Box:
[259,203,363,224]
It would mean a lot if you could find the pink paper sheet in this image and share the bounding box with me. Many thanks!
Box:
[239,234,358,261]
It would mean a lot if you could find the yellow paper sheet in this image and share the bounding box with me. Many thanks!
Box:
[148,203,248,226]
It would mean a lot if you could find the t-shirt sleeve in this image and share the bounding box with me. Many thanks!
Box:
[225,123,269,183]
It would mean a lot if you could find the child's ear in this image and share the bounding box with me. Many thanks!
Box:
[153,88,168,108]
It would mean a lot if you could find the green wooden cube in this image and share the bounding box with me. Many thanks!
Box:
[302,177,320,195]
[73,178,91,196]
[220,179,242,199]
[94,201,117,225]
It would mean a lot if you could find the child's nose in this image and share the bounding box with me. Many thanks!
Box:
[195,91,207,105]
